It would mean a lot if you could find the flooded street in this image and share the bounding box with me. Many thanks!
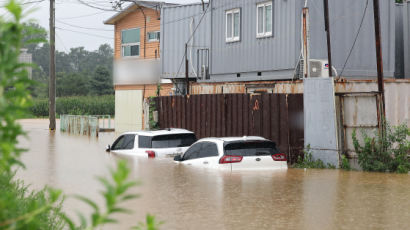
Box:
[17,119,410,230]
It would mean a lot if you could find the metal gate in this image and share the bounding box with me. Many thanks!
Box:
[336,92,383,158]
[155,94,304,163]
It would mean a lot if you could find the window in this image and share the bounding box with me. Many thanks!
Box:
[226,8,240,42]
[111,134,136,150]
[151,134,197,148]
[147,31,160,42]
[224,141,279,156]
[256,1,273,38]
[121,28,140,57]
[197,142,219,158]
[138,134,197,149]
[182,143,202,160]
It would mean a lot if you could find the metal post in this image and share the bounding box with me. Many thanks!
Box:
[49,0,56,130]
[323,0,333,77]
[185,43,190,95]
[372,0,385,118]
[302,8,310,78]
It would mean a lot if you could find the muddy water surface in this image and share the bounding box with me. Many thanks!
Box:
[17,119,410,230]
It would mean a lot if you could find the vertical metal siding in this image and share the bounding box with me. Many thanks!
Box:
[308,0,396,78]
[404,2,410,78]
[161,4,211,78]
[395,3,405,78]
[211,0,300,81]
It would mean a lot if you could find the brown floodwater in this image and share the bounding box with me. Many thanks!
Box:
[17,119,410,230]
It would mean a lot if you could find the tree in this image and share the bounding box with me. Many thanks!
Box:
[90,66,114,95]
[56,72,90,97]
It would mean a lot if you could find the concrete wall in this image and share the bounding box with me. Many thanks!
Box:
[115,90,143,133]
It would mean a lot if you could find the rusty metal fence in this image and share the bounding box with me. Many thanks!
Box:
[154,94,304,163]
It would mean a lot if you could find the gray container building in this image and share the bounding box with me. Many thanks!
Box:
[161,0,401,82]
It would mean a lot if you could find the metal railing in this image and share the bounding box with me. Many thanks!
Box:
[60,115,113,137]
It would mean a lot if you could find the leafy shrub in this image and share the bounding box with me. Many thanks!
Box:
[29,95,115,117]
[0,1,159,229]
[340,155,351,170]
[292,145,336,169]
[352,122,410,173]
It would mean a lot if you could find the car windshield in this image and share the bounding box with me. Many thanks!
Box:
[139,133,197,149]
[224,141,279,156]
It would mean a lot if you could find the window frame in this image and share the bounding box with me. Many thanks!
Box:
[147,31,160,42]
[121,28,140,58]
[225,8,241,43]
[256,1,273,38]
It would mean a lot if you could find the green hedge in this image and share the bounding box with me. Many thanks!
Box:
[30,95,114,117]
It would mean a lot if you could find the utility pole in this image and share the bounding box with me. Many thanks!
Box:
[49,0,56,130]
[323,0,333,77]
[372,0,385,117]
[302,7,310,78]
[185,43,190,95]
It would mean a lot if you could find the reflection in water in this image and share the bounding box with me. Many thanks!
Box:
[17,119,410,230]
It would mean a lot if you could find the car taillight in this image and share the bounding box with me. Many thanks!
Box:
[146,150,156,158]
[272,153,287,161]
[219,155,243,164]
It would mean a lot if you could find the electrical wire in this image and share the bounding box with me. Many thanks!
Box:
[56,26,113,39]
[340,0,370,77]
[56,19,113,31]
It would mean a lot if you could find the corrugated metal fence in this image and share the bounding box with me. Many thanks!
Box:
[155,94,304,163]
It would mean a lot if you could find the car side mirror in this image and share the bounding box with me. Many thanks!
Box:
[106,145,111,152]
[174,155,183,162]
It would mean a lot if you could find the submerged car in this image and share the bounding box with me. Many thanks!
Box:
[106,129,197,158]
[174,136,287,170]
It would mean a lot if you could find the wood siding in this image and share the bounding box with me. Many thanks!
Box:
[114,7,161,60]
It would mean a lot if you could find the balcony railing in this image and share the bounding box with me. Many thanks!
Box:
[113,58,160,85]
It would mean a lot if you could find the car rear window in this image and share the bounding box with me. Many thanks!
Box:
[224,141,280,156]
[139,134,197,149]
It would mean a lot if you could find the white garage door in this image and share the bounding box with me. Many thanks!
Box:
[115,89,143,133]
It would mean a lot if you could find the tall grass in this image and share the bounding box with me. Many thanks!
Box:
[30,95,114,117]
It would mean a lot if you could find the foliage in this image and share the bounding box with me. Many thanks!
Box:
[90,66,114,96]
[62,161,142,230]
[133,214,164,230]
[292,145,336,169]
[0,1,64,228]
[21,22,114,98]
[29,95,115,117]
[352,122,410,173]
[0,2,160,230]
[0,0,33,174]
[148,97,158,130]
[340,155,351,170]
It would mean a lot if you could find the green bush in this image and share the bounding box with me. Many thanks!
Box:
[29,95,115,117]
[292,145,336,169]
[352,122,410,173]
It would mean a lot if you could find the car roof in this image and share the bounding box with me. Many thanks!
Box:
[197,136,268,143]
[121,128,194,137]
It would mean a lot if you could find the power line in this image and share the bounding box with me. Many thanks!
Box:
[57,11,109,19]
[56,26,113,39]
[56,19,113,31]
[340,0,369,77]
[76,0,120,12]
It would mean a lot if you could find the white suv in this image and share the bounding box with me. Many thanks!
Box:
[106,129,197,158]
[174,136,287,170]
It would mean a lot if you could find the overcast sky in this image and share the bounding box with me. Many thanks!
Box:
[0,0,202,52]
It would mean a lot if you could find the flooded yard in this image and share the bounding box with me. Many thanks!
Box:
[17,119,410,230]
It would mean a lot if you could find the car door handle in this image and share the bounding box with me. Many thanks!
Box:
[203,161,209,164]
